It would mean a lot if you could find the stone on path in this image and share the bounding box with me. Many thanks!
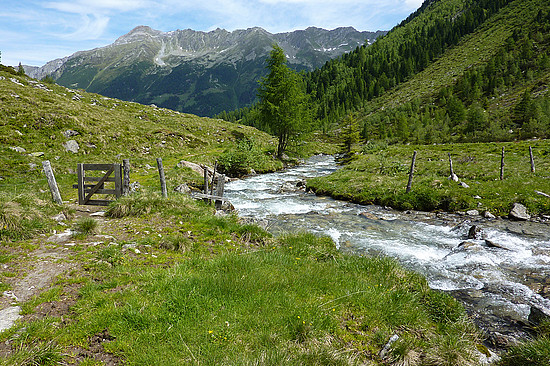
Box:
[0,306,22,332]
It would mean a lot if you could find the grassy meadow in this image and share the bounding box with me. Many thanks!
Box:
[309,140,550,217]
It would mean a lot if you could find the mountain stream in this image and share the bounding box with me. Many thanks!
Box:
[224,155,550,346]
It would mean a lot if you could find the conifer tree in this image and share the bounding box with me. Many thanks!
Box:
[258,44,310,158]
[337,114,361,165]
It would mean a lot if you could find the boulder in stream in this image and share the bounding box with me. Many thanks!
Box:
[467,225,484,240]
[484,240,509,250]
[528,306,550,327]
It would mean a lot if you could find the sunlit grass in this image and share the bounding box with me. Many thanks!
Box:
[309,140,550,216]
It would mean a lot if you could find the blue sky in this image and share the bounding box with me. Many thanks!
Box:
[1,0,424,67]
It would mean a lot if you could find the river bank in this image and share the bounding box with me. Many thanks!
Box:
[306,140,550,219]
[225,154,550,353]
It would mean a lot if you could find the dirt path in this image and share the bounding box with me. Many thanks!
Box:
[0,205,107,332]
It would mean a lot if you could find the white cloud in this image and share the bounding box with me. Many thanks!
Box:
[60,14,111,40]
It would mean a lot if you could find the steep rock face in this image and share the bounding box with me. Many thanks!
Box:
[28,26,386,116]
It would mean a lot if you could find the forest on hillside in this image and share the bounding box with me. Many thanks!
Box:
[216,0,550,145]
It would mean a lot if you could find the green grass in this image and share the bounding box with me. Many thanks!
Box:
[0,192,482,365]
[56,234,479,365]
[309,140,550,216]
[0,192,56,241]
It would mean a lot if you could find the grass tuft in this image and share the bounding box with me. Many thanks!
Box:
[73,217,98,237]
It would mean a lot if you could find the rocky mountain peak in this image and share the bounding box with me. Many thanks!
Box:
[115,25,164,45]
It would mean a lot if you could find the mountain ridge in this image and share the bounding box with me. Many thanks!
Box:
[27,25,386,116]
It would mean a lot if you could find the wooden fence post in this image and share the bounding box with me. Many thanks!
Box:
[156,158,167,198]
[529,146,535,173]
[210,162,217,196]
[42,160,62,204]
[500,147,505,180]
[406,150,417,193]
[122,159,130,195]
[448,153,458,181]
[215,174,225,210]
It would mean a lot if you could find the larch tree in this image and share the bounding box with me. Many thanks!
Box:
[258,44,310,158]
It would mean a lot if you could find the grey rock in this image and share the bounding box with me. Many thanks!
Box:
[528,306,550,326]
[457,241,481,250]
[62,129,79,138]
[360,212,379,220]
[278,181,298,193]
[220,201,235,212]
[0,306,22,333]
[63,140,80,153]
[489,332,520,348]
[484,211,496,219]
[466,209,479,216]
[122,243,137,250]
[449,173,459,182]
[129,181,141,192]
[51,213,67,222]
[9,146,26,153]
[509,203,530,221]
[459,182,470,188]
[29,152,44,157]
[467,225,484,240]
[174,183,191,194]
[47,229,74,243]
[485,240,509,250]
[177,160,205,175]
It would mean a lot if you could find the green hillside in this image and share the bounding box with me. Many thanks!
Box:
[0,67,282,198]
[306,0,550,143]
[0,68,488,365]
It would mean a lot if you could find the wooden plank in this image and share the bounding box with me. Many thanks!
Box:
[191,192,229,202]
[83,166,114,204]
[82,163,117,170]
[83,176,116,182]
[83,189,118,195]
[73,184,106,189]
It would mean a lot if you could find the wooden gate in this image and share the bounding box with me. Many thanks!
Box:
[77,163,122,206]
